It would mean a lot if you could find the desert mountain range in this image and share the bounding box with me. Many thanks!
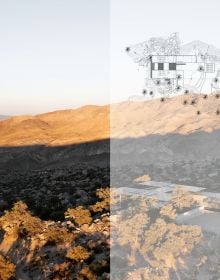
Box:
[0,115,9,121]
[1,93,220,147]
[110,93,220,190]
[111,93,220,138]
[0,105,109,146]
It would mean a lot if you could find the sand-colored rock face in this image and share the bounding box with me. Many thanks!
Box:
[111,94,220,138]
[0,93,220,147]
[0,105,110,146]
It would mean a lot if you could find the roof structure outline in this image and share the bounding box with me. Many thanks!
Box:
[126,33,220,101]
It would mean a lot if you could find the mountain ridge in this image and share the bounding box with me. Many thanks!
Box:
[0,115,10,121]
[1,94,220,147]
[0,105,109,147]
[181,40,220,56]
[111,93,220,138]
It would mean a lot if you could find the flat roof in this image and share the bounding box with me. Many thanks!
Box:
[177,210,220,234]
[117,183,220,203]
[140,181,206,192]
[117,187,171,201]
[117,187,155,196]
[201,192,220,199]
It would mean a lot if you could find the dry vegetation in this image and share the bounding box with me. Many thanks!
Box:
[0,187,110,279]
[0,254,16,280]
[1,170,220,279]
[111,188,204,280]
[66,246,91,262]
[65,206,92,227]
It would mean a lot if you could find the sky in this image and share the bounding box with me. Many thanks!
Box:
[1,0,220,115]
[111,0,220,103]
[0,0,109,115]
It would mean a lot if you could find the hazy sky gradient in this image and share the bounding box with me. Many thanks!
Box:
[0,0,109,115]
[1,0,220,115]
[111,0,220,103]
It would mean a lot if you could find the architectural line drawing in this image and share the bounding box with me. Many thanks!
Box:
[126,33,220,99]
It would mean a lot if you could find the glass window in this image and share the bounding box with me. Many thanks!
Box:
[158,63,164,70]
[169,63,176,70]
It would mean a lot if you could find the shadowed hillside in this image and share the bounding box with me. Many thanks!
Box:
[0,140,109,171]
[111,130,220,190]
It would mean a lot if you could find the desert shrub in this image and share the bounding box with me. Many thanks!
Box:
[20,216,44,236]
[160,203,176,220]
[66,246,91,262]
[90,188,110,213]
[65,206,92,226]
[171,187,195,210]
[114,194,202,279]
[0,201,44,237]
[9,201,27,213]
[140,219,202,276]
[44,225,74,244]
[117,212,149,248]
[78,267,96,280]
[0,254,16,280]
[96,188,110,200]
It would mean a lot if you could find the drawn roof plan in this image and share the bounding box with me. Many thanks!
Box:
[126,33,220,98]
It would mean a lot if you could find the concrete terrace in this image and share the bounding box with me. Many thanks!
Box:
[117,180,220,234]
